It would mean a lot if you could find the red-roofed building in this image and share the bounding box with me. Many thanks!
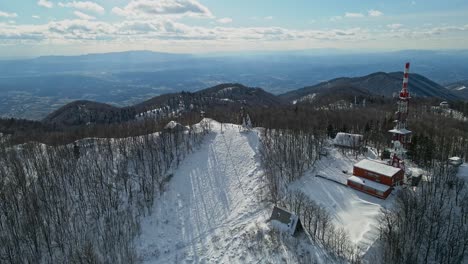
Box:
[347,159,403,199]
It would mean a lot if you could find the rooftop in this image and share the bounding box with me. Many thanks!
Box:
[348,176,391,193]
[388,128,412,135]
[354,159,402,177]
[333,132,363,148]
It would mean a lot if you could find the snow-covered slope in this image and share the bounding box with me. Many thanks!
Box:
[136,121,329,263]
[290,147,393,252]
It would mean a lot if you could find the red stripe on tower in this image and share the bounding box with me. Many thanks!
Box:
[400,62,410,99]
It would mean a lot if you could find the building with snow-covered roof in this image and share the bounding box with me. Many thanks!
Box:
[353,159,404,186]
[164,121,188,132]
[333,132,363,149]
[269,206,302,236]
[449,157,463,167]
[347,159,404,199]
[440,101,449,109]
[347,176,392,199]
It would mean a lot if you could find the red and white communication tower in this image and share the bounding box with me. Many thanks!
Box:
[388,62,412,171]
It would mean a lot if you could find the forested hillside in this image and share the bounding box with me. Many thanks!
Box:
[281,72,459,102]
[0,81,468,263]
[0,121,209,262]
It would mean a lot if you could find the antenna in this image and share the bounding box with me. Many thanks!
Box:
[400,62,410,99]
[388,62,412,172]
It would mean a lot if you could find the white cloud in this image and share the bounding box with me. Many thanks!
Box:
[0,11,18,18]
[387,23,403,29]
[59,1,105,15]
[32,15,41,19]
[217,17,232,24]
[112,0,213,18]
[345,12,364,18]
[330,16,342,22]
[264,16,273,20]
[38,0,54,8]
[74,11,96,20]
[47,19,114,40]
[0,22,47,42]
[1,15,468,52]
[368,10,383,17]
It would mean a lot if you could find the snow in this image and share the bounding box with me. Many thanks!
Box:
[290,147,393,251]
[164,120,182,130]
[458,163,468,180]
[347,176,391,193]
[292,93,317,104]
[333,132,363,148]
[449,156,463,166]
[136,121,330,263]
[388,128,412,135]
[354,159,402,177]
[216,86,238,95]
[270,220,292,233]
[456,86,466,91]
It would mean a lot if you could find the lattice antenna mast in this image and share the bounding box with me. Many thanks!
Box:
[397,62,411,129]
[389,62,412,171]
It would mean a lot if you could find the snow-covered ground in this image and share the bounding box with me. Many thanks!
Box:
[290,147,393,252]
[136,121,329,263]
[458,163,468,180]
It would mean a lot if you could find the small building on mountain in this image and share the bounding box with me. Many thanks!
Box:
[164,121,188,132]
[347,176,392,199]
[333,132,363,149]
[347,159,404,199]
[449,157,463,167]
[353,159,404,186]
[440,101,449,109]
[269,206,303,236]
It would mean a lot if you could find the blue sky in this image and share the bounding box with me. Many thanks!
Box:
[0,0,467,57]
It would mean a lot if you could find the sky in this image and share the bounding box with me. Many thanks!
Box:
[0,0,467,57]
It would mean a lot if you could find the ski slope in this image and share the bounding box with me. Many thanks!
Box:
[136,121,328,263]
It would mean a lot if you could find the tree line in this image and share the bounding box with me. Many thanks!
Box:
[0,124,209,263]
[379,164,468,264]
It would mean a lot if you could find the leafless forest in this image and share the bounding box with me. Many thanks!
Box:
[0,126,208,263]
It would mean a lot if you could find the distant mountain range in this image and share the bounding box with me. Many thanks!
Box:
[42,71,464,127]
[43,83,285,127]
[281,72,459,103]
[2,50,468,120]
[35,50,191,64]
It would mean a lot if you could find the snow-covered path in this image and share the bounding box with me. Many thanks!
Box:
[136,122,269,263]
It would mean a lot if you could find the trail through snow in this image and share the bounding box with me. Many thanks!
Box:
[137,122,264,263]
[136,121,328,263]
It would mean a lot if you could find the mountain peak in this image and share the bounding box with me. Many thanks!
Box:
[281,71,458,102]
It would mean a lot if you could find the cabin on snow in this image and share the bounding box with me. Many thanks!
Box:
[333,132,363,149]
[269,206,303,236]
[449,157,463,167]
[347,159,403,199]
[164,121,188,132]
